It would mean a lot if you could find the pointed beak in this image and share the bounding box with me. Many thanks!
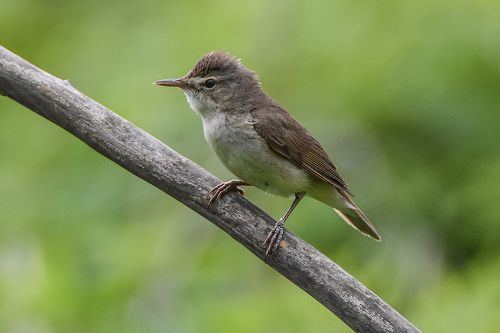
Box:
[154,78,187,88]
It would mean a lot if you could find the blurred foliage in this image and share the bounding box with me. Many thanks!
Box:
[1,0,500,332]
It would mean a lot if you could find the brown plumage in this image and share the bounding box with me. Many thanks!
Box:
[188,52,245,79]
[251,104,380,241]
[156,51,381,256]
[251,105,349,192]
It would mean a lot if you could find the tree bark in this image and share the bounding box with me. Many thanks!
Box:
[0,45,420,333]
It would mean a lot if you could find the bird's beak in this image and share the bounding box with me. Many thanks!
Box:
[154,78,187,88]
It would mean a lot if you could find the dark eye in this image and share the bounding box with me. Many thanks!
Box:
[204,78,216,88]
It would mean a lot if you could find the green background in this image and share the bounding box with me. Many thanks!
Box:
[1,0,499,332]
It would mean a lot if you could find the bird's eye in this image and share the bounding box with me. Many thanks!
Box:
[204,79,216,89]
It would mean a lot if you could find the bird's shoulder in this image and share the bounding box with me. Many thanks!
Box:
[250,104,349,192]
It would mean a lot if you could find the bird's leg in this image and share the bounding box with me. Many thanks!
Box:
[264,192,305,258]
[207,179,249,209]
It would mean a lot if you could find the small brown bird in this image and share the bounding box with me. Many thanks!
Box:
[156,52,381,257]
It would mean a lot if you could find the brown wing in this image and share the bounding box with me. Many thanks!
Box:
[251,106,349,192]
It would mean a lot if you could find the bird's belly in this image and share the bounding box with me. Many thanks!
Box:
[204,120,311,197]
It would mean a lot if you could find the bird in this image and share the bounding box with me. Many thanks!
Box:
[155,51,381,257]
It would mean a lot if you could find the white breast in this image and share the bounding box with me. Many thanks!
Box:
[202,111,229,145]
[201,111,311,198]
[182,86,310,197]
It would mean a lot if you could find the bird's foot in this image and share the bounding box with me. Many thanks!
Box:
[207,180,245,209]
[263,219,285,259]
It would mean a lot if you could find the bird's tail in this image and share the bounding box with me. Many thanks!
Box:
[334,191,381,241]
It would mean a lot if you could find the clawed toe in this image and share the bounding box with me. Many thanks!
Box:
[208,182,225,196]
[207,180,247,209]
[264,219,285,258]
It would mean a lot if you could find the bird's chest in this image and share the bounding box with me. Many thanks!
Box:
[202,113,259,169]
[201,112,310,196]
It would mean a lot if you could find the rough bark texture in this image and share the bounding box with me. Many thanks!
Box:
[0,45,420,333]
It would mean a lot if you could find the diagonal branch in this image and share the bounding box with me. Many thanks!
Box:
[0,45,420,333]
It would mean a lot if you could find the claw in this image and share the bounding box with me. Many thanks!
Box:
[264,219,285,258]
[207,180,246,209]
[262,193,304,261]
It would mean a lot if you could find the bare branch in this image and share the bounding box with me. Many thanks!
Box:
[0,46,420,333]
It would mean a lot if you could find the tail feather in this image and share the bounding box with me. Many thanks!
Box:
[334,192,381,241]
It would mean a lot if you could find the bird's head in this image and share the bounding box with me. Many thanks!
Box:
[155,51,262,116]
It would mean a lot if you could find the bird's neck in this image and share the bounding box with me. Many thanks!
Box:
[183,86,271,121]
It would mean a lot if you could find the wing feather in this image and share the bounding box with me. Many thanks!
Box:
[251,106,348,192]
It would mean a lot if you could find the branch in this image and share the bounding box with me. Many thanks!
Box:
[0,45,420,333]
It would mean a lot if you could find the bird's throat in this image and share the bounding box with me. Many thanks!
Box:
[183,89,217,117]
